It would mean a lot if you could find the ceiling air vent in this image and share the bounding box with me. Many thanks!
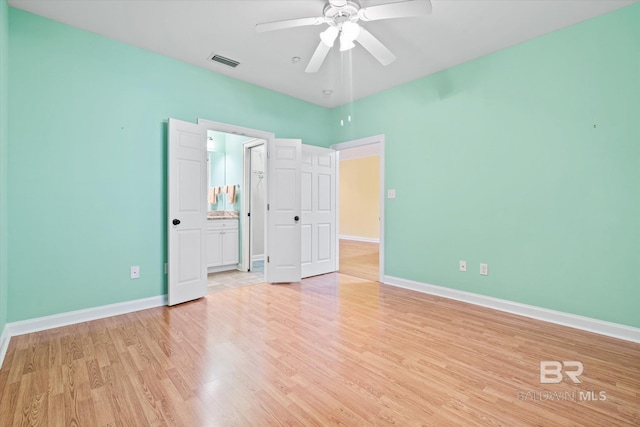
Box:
[209,54,240,68]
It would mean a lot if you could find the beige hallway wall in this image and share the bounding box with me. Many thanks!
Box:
[339,156,380,239]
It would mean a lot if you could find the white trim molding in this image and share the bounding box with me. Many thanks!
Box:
[338,235,380,244]
[0,295,167,368]
[384,275,640,343]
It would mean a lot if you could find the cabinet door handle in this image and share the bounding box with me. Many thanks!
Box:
[172,219,180,226]
[294,216,300,222]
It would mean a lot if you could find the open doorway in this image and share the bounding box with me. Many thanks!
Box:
[243,140,267,274]
[169,118,309,301]
[332,135,385,283]
[197,119,272,292]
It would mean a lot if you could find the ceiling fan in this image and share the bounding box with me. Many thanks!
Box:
[256,0,432,73]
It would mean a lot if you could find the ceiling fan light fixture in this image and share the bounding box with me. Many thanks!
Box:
[339,36,355,51]
[339,21,360,51]
[320,25,339,47]
[341,21,360,40]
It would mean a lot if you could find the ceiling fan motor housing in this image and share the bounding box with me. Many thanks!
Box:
[324,0,361,24]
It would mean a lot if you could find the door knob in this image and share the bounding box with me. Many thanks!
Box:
[172,219,181,225]
[294,216,300,222]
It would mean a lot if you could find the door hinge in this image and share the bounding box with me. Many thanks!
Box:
[247,212,251,217]
[267,256,270,263]
[267,151,270,159]
[267,204,270,211]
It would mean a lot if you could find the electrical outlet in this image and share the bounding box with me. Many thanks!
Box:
[131,266,140,279]
[480,263,488,276]
[459,260,467,272]
[387,189,396,199]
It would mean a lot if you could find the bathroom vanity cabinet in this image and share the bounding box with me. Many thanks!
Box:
[207,219,239,272]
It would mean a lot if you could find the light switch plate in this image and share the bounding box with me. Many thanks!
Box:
[480,263,488,276]
[459,261,467,272]
[131,266,140,279]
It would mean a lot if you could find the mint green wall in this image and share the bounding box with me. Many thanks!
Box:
[5,5,640,329]
[0,0,9,333]
[7,8,330,322]
[332,4,640,327]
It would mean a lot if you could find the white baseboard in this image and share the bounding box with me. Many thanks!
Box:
[339,235,380,243]
[383,275,640,344]
[0,295,167,368]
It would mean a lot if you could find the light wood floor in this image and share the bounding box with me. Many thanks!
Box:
[339,239,379,282]
[1,274,639,426]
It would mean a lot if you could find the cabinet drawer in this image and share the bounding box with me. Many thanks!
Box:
[207,219,238,230]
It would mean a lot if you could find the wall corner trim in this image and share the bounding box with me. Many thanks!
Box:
[0,324,10,369]
[383,275,640,344]
[0,294,168,368]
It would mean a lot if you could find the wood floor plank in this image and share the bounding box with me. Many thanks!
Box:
[0,380,19,422]
[7,349,28,385]
[128,370,166,426]
[339,238,379,281]
[77,397,98,427]
[89,387,115,427]
[46,392,63,427]
[1,263,639,425]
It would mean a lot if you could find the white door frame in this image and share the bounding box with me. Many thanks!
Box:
[242,139,266,273]
[330,134,385,283]
[197,119,274,271]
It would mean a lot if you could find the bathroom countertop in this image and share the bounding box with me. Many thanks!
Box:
[207,211,239,220]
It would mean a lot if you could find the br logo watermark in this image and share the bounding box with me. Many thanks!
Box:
[516,360,607,402]
[540,361,583,384]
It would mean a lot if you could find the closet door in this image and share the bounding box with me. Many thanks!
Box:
[301,145,337,278]
[168,118,208,306]
[265,138,302,283]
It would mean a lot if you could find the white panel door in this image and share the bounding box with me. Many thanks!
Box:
[266,139,302,283]
[301,145,337,278]
[168,118,207,305]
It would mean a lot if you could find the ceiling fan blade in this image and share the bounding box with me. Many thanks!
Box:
[356,27,396,66]
[256,16,325,33]
[358,0,432,22]
[305,41,331,73]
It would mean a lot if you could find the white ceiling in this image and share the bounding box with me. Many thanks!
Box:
[8,0,637,108]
